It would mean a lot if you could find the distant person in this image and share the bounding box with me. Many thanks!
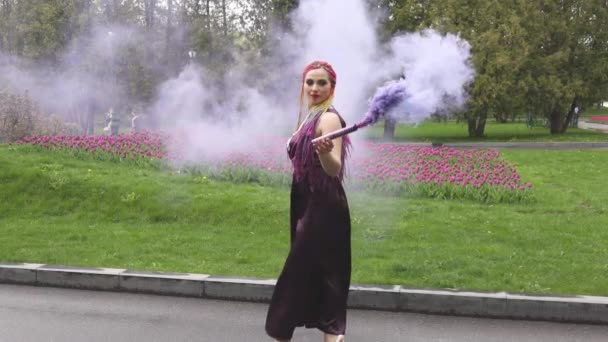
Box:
[131,111,145,132]
[103,109,113,135]
[265,61,351,342]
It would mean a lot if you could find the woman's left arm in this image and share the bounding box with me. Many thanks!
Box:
[313,113,343,177]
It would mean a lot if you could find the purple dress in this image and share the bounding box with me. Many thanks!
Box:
[265,108,352,340]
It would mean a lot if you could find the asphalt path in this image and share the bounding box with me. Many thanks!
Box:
[1,284,607,342]
[579,120,608,132]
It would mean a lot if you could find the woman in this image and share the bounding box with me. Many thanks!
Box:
[265,61,352,342]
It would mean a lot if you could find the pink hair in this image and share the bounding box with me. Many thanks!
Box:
[297,61,337,128]
[302,60,337,93]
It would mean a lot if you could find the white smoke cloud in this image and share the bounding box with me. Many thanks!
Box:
[286,0,383,120]
[150,64,286,161]
[1,0,474,163]
[154,0,395,163]
[270,0,473,127]
[0,24,146,127]
[383,30,474,124]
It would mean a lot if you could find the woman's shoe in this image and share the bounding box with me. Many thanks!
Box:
[324,334,345,342]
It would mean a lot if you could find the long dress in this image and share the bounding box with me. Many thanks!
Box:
[265,107,352,340]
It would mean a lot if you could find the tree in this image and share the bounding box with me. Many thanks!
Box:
[430,0,531,137]
[519,0,608,134]
[374,0,437,139]
[382,0,528,138]
[383,0,434,33]
[271,0,298,29]
[143,0,156,29]
[0,0,306,131]
[9,0,74,65]
[0,0,15,53]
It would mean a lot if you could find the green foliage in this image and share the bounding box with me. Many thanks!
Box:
[383,0,434,32]
[2,0,606,139]
[271,0,298,27]
[350,178,533,204]
[0,91,80,142]
[5,0,89,65]
[182,164,292,188]
[120,191,140,203]
[383,0,532,137]
[519,1,608,133]
[0,0,285,125]
[182,162,532,204]
[440,1,530,136]
[383,0,608,137]
[18,143,163,169]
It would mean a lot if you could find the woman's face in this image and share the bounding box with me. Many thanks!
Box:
[304,68,332,108]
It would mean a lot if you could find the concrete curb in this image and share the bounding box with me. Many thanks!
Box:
[2,262,608,324]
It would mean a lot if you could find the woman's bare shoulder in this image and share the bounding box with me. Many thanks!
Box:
[318,111,341,129]
[320,110,341,123]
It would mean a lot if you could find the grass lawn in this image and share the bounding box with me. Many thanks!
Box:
[1,144,607,296]
[365,121,608,142]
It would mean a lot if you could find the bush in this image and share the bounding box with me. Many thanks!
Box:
[0,91,80,143]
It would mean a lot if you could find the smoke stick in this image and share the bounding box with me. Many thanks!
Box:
[311,121,371,143]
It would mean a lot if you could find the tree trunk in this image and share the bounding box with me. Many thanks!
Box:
[84,0,91,32]
[206,0,211,31]
[165,0,175,73]
[86,104,95,135]
[560,97,578,134]
[467,112,487,138]
[104,0,114,21]
[112,0,120,14]
[549,108,563,134]
[145,0,157,29]
[193,0,200,16]
[222,0,228,36]
[0,0,9,52]
[383,118,396,140]
[167,0,173,29]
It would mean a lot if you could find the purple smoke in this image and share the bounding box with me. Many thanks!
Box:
[362,80,407,125]
[312,81,408,143]
[359,30,473,127]
[312,30,474,144]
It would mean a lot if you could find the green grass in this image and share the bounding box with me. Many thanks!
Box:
[1,144,608,296]
[365,121,608,142]
[580,106,608,117]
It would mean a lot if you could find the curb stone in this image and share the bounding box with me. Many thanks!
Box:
[1,263,608,324]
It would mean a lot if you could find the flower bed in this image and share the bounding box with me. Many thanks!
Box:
[17,132,168,166]
[590,116,608,121]
[16,132,533,203]
[348,143,532,202]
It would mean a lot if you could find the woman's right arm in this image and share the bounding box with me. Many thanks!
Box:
[313,112,343,177]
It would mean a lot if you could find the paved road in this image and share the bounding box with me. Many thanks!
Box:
[579,120,608,132]
[1,285,607,342]
[389,140,608,150]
